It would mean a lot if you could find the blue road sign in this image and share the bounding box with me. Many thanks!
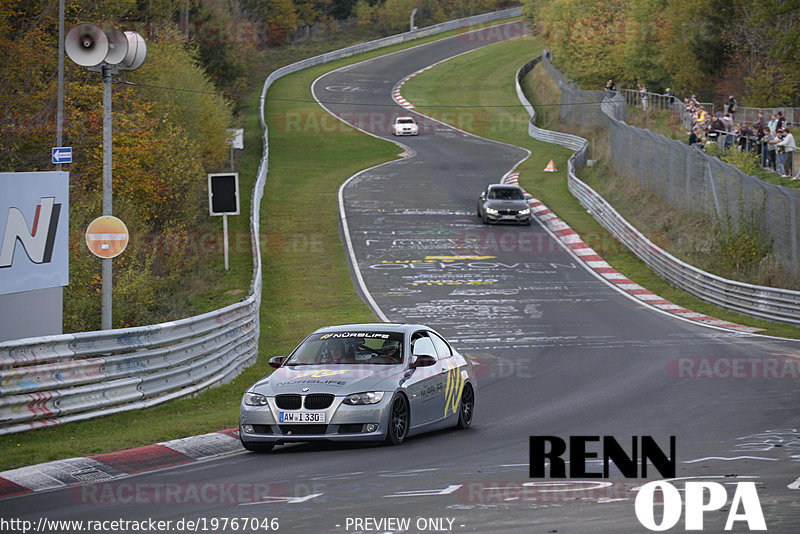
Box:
[52,147,72,165]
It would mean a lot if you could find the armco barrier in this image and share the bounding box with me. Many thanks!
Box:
[0,9,523,435]
[516,53,800,326]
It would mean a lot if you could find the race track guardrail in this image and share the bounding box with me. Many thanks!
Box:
[0,8,523,435]
[515,53,800,326]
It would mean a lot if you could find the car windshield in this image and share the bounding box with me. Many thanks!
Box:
[284,332,404,365]
[397,118,414,124]
[488,187,524,200]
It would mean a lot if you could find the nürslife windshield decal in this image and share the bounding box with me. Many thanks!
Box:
[318,332,391,340]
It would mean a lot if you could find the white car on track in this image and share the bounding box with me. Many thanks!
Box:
[392,116,419,136]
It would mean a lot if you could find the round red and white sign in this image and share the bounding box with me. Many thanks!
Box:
[85,216,129,258]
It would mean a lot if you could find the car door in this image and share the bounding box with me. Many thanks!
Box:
[406,331,447,429]
[429,330,466,423]
[478,187,488,217]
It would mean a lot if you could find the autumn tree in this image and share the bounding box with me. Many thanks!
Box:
[127,28,233,169]
[727,0,800,106]
[63,82,210,329]
[525,0,800,105]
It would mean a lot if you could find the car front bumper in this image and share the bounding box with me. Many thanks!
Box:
[485,212,532,224]
[239,395,391,444]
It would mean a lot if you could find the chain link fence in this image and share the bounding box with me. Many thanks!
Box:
[541,50,627,127]
[736,106,798,127]
[523,53,800,325]
[619,88,679,113]
[541,52,800,276]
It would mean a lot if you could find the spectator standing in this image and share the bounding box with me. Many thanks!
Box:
[737,124,752,151]
[695,107,707,126]
[726,95,737,119]
[721,114,734,149]
[766,129,778,170]
[709,112,724,145]
[759,126,770,168]
[768,114,778,134]
[747,124,758,152]
[605,79,616,92]
[755,112,765,133]
[772,129,787,175]
[639,83,648,110]
[777,111,786,131]
[777,127,796,178]
[688,127,702,147]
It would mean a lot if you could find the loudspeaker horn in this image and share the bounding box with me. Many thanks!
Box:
[119,31,147,71]
[104,29,129,65]
[65,23,109,67]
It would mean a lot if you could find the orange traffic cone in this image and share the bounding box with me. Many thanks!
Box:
[543,160,557,172]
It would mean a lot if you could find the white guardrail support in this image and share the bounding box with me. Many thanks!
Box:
[0,8,523,435]
[515,54,800,326]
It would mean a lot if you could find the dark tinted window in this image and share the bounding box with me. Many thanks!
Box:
[488,187,524,200]
[285,331,404,365]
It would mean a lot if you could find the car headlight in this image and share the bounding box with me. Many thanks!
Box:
[519,208,530,215]
[343,391,385,405]
[244,392,269,406]
[485,208,499,215]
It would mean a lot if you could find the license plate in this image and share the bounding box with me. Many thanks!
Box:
[279,412,326,423]
[501,214,517,219]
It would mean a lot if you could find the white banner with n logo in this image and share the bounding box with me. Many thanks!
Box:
[0,172,69,295]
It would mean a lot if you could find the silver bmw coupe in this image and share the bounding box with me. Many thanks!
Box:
[239,323,476,452]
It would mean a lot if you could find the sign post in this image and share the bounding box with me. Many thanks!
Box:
[228,128,244,171]
[208,173,240,270]
[86,215,129,328]
[85,216,129,259]
[65,22,146,329]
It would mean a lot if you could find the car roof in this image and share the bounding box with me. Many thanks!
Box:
[311,323,433,335]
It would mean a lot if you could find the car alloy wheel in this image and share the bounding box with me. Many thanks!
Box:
[385,394,409,445]
[456,383,474,429]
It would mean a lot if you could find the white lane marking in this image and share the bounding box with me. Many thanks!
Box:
[336,163,392,322]
[311,21,531,323]
[240,493,324,505]
[630,475,759,492]
[385,484,462,497]
[788,477,800,490]
[683,456,780,463]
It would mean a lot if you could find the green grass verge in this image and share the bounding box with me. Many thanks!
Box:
[402,37,800,339]
[0,18,522,472]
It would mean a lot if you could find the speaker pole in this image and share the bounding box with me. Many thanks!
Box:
[101,64,113,330]
[66,22,145,330]
[56,0,64,172]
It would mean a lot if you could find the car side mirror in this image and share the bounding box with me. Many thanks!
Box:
[268,356,286,368]
[524,193,533,201]
[480,192,486,200]
[410,354,436,369]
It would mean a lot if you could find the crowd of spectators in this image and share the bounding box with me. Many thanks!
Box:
[681,96,797,179]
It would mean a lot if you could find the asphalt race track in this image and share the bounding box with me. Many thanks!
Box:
[4,20,800,533]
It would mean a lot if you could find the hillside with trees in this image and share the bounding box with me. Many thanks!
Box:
[523,0,799,106]
[1,0,518,331]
